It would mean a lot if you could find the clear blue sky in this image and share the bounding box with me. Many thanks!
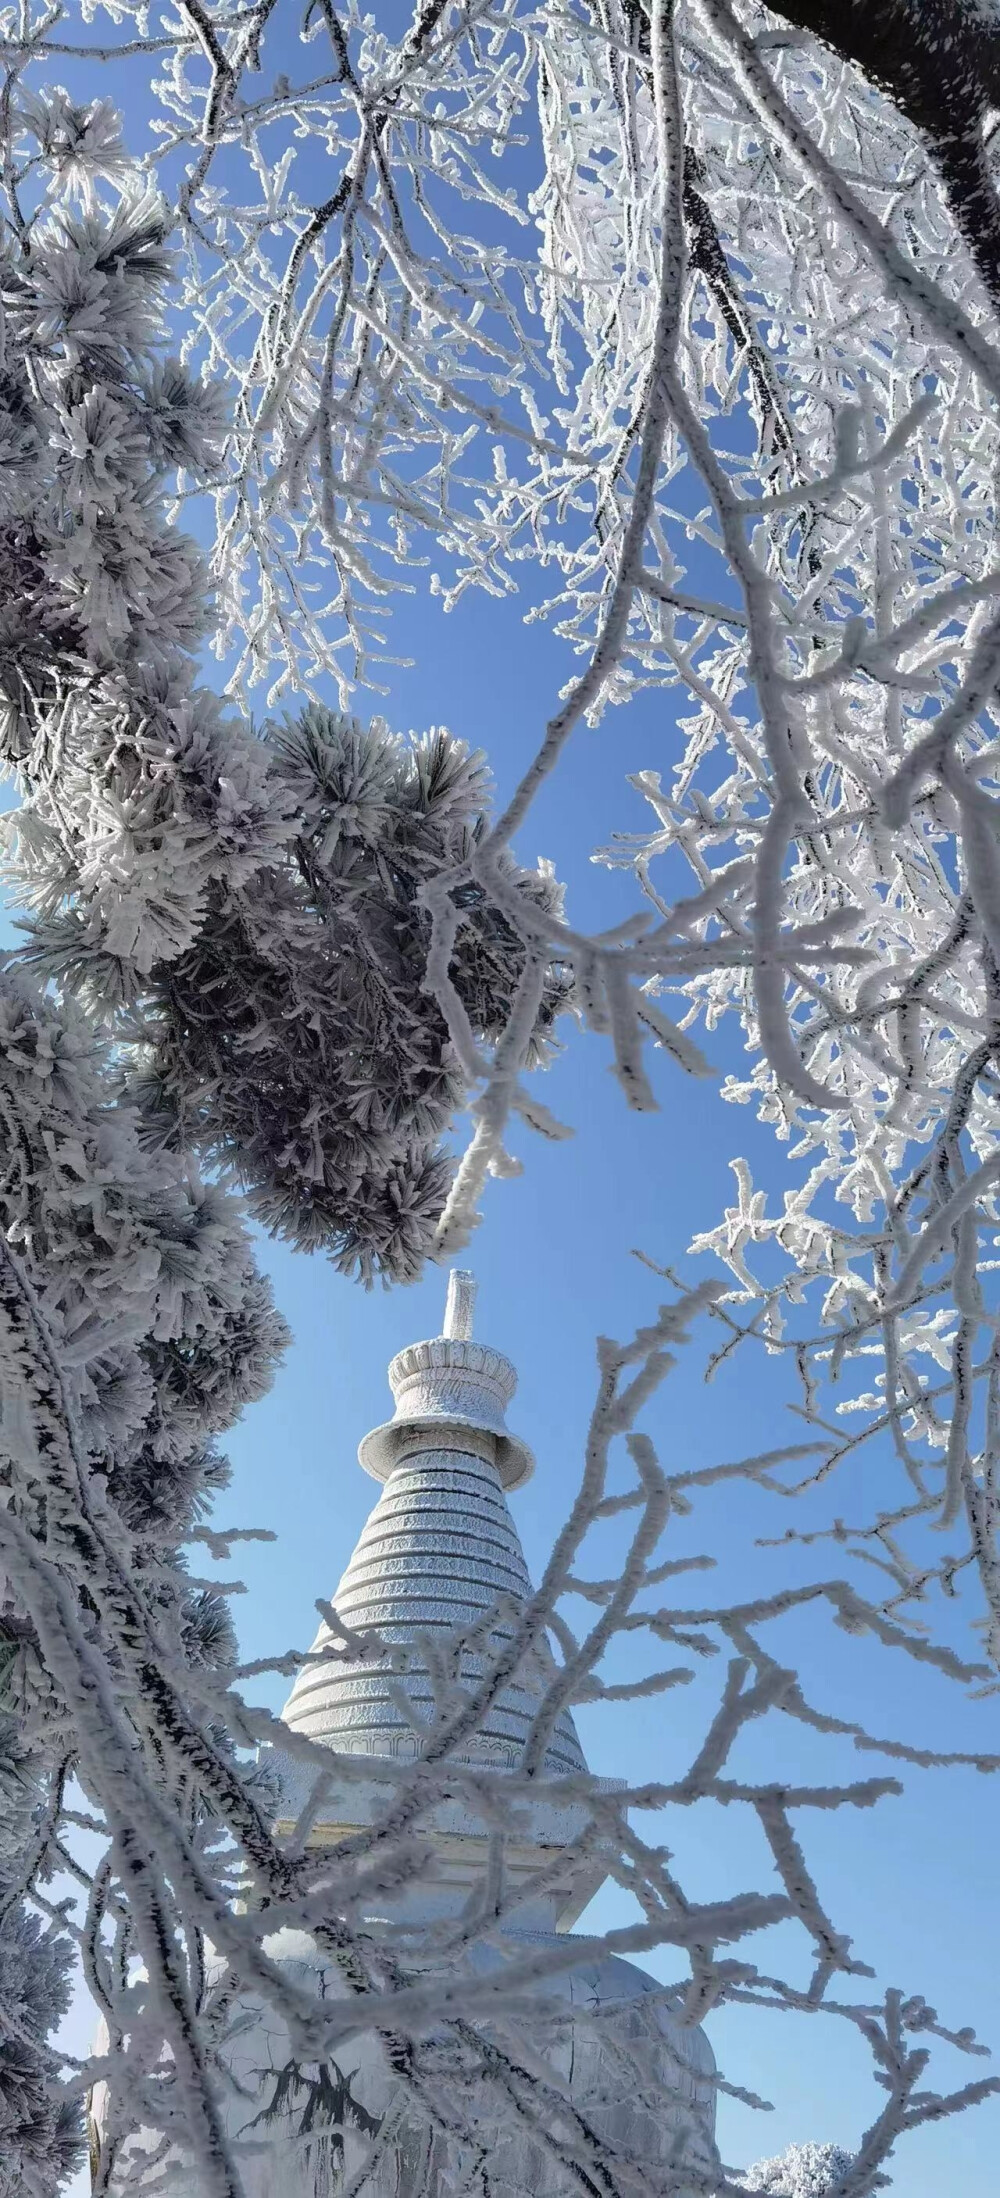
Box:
[32,19,1000,2191]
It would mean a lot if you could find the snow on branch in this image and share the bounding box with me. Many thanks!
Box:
[0,5,999,2195]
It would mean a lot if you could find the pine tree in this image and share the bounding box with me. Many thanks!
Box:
[0,20,999,2198]
[0,1718,85,2197]
[0,114,568,1282]
[0,87,569,2188]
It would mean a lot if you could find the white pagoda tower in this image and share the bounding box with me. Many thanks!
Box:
[95,1274,715,2195]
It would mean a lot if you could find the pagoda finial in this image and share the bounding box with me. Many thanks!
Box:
[443,1268,477,1341]
[358,1270,533,1488]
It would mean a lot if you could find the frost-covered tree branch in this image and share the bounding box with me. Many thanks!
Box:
[0,3,999,2193]
[0,95,567,1278]
[12,1271,1000,2197]
[30,0,1000,1664]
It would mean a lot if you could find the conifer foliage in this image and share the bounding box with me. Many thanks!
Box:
[0,1719,84,2197]
[0,960,288,2191]
[0,94,567,1282]
[0,79,564,2192]
[122,711,567,1279]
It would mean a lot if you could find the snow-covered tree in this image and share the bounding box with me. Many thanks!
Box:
[739,2142,857,2195]
[0,1718,84,2197]
[0,95,567,1281]
[0,957,288,2190]
[98,0,1000,1668]
[0,6,998,2197]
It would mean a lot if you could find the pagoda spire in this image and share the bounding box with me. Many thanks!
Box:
[279,1272,583,1778]
[443,1267,477,1340]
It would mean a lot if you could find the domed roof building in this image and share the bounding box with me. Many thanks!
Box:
[94,1275,716,2196]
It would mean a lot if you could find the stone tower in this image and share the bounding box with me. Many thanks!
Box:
[93,1275,716,2194]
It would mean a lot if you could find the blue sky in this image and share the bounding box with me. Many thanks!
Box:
[30,18,1000,2191]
